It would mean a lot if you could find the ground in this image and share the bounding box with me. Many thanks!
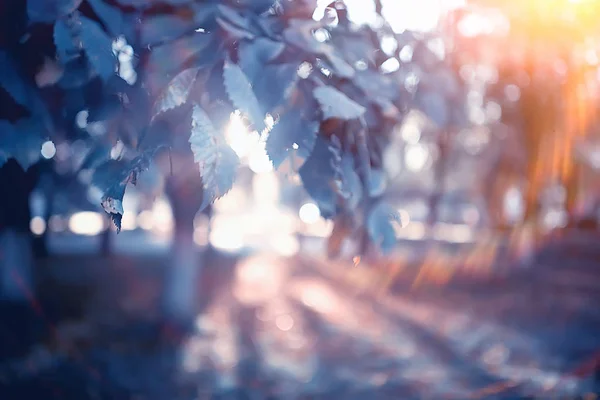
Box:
[0,233,599,399]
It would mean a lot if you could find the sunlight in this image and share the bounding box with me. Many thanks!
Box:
[234,254,286,305]
[298,202,320,224]
[314,0,465,33]
[30,216,46,236]
[68,212,105,236]
[225,111,260,159]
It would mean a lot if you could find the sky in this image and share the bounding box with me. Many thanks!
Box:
[314,0,466,33]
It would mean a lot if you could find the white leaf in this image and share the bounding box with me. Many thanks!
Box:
[222,61,266,132]
[189,105,240,210]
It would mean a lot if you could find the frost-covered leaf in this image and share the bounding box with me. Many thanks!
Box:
[27,0,83,23]
[152,67,199,120]
[223,61,266,131]
[299,136,337,218]
[53,20,80,65]
[266,110,318,168]
[189,105,240,210]
[313,86,366,120]
[80,15,116,81]
[367,202,399,254]
[0,51,31,108]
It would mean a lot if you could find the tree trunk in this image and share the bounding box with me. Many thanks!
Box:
[162,178,207,324]
[427,130,449,229]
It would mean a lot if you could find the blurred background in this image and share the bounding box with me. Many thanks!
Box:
[1,0,600,399]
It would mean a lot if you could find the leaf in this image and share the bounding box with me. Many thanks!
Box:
[222,60,266,132]
[87,0,124,37]
[148,33,214,78]
[367,168,387,197]
[27,0,83,23]
[140,4,217,47]
[238,38,285,82]
[367,202,399,254]
[299,136,337,218]
[152,67,199,120]
[313,86,366,120]
[0,119,45,171]
[189,105,240,210]
[79,15,116,81]
[266,110,318,168]
[0,51,31,108]
[233,0,277,14]
[253,63,299,112]
[93,154,151,232]
[54,19,81,65]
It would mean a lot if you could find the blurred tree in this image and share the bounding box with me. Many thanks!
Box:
[448,1,600,229]
[0,0,472,330]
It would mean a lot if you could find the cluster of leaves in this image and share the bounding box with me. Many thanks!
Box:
[0,0,467,253]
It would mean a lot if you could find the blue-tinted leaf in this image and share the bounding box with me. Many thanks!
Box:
[266,110,318,168]
[254,63,299,112]
[0,51,31,108]
[27,0,82,23]
[189,105,240,210]
[87,0,124,37]
[223,61,266,132]
[313,86,366,120]
[152,67,199,120]
[234,0,276,14]
[283,19,328,54]
[217,5,252,31]
[54,20,80,64]
[148,33,214,77]
[216,18,255,40]
[80,15,116,81]
[299,136,337,218]
[367,202,399,254]
[367,168,387,197]
[93,154,151,232]
[325,53,354,78]
[239,39,285,82]
[140,6,216,47]
[0,119,45,170]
